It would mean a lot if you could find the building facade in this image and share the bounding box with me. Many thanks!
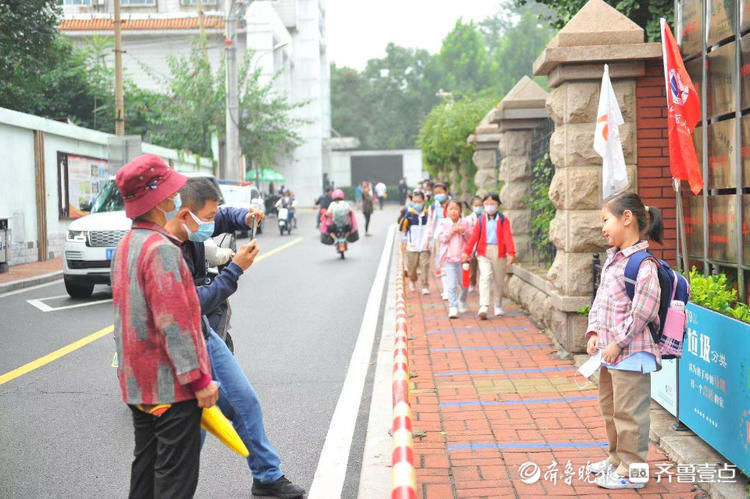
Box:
[58,0,331,205]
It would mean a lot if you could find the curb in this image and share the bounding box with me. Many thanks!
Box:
[0,271,63,295]
[391,246,417,499]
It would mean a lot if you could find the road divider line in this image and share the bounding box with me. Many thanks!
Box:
[308,225,396,499]
[0,325,114,386]
[1,236,302,386]
[253,236,302,263]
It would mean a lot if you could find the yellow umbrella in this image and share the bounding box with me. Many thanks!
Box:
[201,405,250,458]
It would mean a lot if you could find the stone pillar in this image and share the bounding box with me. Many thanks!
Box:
[532,0,661,352]
[468,109,501,198]
[491,76,549,264]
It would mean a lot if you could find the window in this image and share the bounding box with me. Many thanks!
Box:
[59,0,92,5]
[181,0,217,4]
[677,0,750,297]
[121,0,156,5]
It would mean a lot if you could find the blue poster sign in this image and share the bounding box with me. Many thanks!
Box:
[679,303,750,475]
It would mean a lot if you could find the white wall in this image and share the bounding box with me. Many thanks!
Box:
[0,106,211,265]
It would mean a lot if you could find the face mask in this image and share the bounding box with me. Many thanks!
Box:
[159,193,182,220]
[434,193,447,203]
[406,201,414,209]
[484,204,498,215]
[183,210,215,243]
[574,350,602,389]
[413,203,424,212]
[473,206,483,216]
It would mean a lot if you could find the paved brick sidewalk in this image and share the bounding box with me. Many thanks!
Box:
[0,257,62,285]
[405,279,705,498]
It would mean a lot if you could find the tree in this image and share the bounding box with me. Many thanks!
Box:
[514,0,672,41]
[487,3,555,96]
[437,20,492,95]
[149,42,304,166]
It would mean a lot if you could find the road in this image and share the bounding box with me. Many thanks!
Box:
[0,206,397,498]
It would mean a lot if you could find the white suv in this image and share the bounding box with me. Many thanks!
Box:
[218,182,265,236]
[63,172,224,298]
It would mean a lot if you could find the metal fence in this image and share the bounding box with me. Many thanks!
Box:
[527,118,556,267]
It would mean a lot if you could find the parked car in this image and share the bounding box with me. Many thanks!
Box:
[63,171,226,298]
[218,182,264,237]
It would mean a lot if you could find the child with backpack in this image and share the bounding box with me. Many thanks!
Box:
[463,196,484,292]
[400,191,431,294]
[429,200,472,318]
[585,191,671,490]
[462,193,515,319]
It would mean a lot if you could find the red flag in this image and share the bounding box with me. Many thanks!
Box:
[661,18,703,194]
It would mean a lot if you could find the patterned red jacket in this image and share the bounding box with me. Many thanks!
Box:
[111,220,211,405]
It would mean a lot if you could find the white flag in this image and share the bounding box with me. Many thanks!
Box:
[594,64,629,199]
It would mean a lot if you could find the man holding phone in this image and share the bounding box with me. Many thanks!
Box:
[164,178,305,498]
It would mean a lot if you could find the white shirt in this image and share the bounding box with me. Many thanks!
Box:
[375,182,387,197]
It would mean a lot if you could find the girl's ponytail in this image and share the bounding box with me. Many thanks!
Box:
[645,205,664,244]
[603,191,664,244]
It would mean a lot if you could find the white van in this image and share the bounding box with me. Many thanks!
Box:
[63,172,224,298]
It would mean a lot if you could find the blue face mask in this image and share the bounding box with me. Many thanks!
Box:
[406,201,414,210]
[159,193,182,220]
[413,203,424,212]
[434,193,447,203]
[473,206,483,216]
[183,210,215,243]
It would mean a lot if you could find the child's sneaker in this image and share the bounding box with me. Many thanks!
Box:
[468,285,476,293]
[457,303,468,314]
[594,471,645,490]
[478,306,488,320]
[422,288,430,296]
[586,459,615,475]
[494,306,504,316]
[408,281,416,292]
[448,307,458,319]
[442,293,449,301]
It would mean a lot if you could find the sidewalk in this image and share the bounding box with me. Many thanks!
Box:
[404,278,705,498]
[0,257,63,291]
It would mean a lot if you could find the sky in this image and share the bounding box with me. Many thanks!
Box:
[325,0,504,70]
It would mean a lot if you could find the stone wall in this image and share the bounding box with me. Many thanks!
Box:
[499,130,533,262]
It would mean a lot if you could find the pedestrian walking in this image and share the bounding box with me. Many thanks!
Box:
[464,195,484,292]
[361,183,374,236]
[462,193,515,320]
[585,192,664,490]
[427,182,450,300]
[315,188,333,229]
[430,200,471,318]
[375,181,387,210]
[111,154,218,499]
[399,191,430,294]
[398,177,408,205]
[355,183,363,206]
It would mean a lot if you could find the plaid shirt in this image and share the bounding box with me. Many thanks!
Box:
[586,240,662,367]
[111,221,211,405]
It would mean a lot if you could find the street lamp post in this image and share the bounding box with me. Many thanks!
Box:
[224,1,244,181]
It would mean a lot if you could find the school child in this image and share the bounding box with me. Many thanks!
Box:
[399,191,431,294]
[462,193,515,319]
[585,191,664,490]
[427,182,450,299]
[430,200,472,318]
[463,196,483,292]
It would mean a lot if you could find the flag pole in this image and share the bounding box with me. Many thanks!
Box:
[673,178,690,274]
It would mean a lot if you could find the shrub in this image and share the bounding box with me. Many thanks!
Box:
[689,267,750,323]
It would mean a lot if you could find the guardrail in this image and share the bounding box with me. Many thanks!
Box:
[391,246,417,499]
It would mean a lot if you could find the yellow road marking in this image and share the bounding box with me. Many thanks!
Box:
[0,325,114,386]
[0,236,303,385]
[252,236,302,263]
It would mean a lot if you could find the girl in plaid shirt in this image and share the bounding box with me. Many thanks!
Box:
[585,192,664,490]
